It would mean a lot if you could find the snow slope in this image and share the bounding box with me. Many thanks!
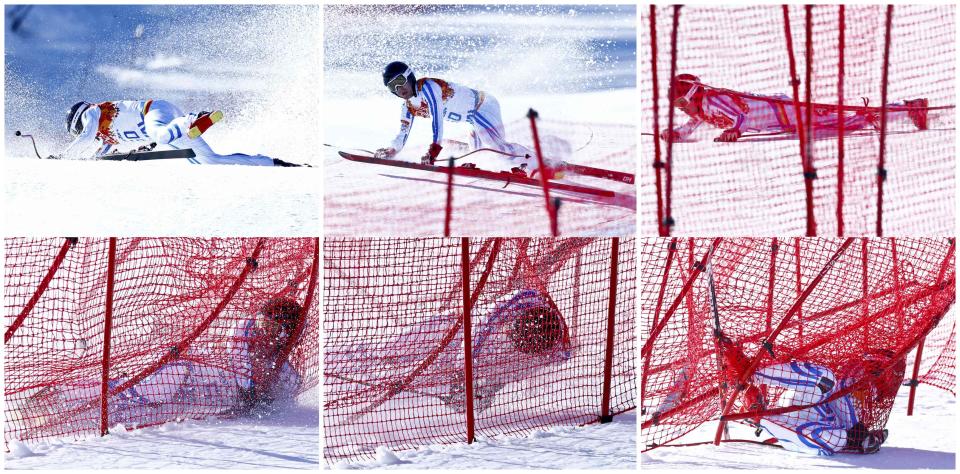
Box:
[323,5,637,236]
[4,391,320,469]
[4,5,320,235]
[335,412,636,470]
[642,385,955,470]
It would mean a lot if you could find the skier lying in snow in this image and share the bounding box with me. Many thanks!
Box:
[59,100,302,166]
[660,74,929,142]
[21,297,307,434]
[720,340,904,456]
[373,61,541,176]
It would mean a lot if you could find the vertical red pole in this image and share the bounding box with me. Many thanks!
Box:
[100,237,117,437]
[876,6,893,237]
[461,238,476,443]
[803,6,814,181]
[444,157,454,237]
[836,5,846,236]
[663,5,681,236]
[649,6,666,237]
[907,339,925,416]
[782,6,817,236]
[527,109,559,236]
[600,238,620,423]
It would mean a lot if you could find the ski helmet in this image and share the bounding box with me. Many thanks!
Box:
[670,74,702,107]
[259,296,303,334]
[66,101,91,136]
[383,61,416,96]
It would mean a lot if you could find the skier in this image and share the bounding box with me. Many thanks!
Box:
[24,296,306,433]
[60,100,302,166]
[721,339,903,456]
[660,74,929,142]
[373,61,537,175]
[440,288,573,413]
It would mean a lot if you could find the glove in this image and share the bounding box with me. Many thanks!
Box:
[714,128,742,142]
[659,129,682,142]
[374,147,397,159]
[421,143,442,165]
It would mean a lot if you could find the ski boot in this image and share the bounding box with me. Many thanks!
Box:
[904,98,929,130]
[188,110,224,139]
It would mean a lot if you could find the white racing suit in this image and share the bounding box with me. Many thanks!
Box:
[751,361,859,456]
[390,78,543,171]
[63,99,275,165]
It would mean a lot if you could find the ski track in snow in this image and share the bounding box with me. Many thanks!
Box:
[334,412,637,469]
[642,386,956,470]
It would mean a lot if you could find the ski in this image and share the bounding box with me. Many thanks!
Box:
[554,162,635,184]
[99,149,197,162]
[338,151,617,198]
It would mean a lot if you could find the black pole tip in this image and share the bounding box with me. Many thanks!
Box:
[15,130,21,136]
[526,108,539,119]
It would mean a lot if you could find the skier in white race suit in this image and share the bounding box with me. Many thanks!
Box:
[25,297,306,434]
[720,340,903,456]
[61,100,301,166]
[660,74,930,142]
[374,61,546,175]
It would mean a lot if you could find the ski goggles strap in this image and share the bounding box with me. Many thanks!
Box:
[386,68,413,94]
[674,82,700,108]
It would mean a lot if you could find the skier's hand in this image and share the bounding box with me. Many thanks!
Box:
[374,147,397,159]
[421,143,443,166]
[659,129,682,142]
[45,154,62,160]
[715,128,742,142]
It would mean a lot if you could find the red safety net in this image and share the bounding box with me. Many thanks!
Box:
[642,5,955,236]
[325,117,636,236]
[324,237,635,462]
[4,238,319,447]
[641,238,955,453]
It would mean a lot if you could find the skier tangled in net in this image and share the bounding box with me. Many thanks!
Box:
[659,74,929,142]
[657,337,905,456]
[18,296,307,437]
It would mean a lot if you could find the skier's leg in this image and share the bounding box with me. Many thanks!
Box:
[142,100,191,145]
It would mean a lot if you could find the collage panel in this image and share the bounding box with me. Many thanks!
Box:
[640,237,956,468]
[323,4,637,236]
[4,237,319,468]
[5,4,320,236]
[323,237,636,467]
[641,5,955,237]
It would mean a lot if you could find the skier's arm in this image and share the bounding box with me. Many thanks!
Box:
[60,107,102,159]
[661,116,703,142]
[420,79,445,162]
[377,104,415,159]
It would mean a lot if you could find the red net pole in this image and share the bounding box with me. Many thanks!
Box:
[444,157,454,237]
[836,5,846,236]
[99,237,116,437]
[782,6,817,237]
[648,6,666,237]
[461,238,476,443]
[907,336,926,416]
[803,6,814,181]
[600,237,620,423]
[663,5,681,236]
[526,109,559,236]
[4,238,74,343]
[876,5,894,237]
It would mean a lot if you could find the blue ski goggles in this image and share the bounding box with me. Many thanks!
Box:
[386,69,412,95]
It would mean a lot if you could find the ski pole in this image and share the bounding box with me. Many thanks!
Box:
[14,130,43,159]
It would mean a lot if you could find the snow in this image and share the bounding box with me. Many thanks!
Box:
[4,391,320,469]
[4,5,320,235]
[323,5,637,236]
[642,386,956,469]
[334,412,637,470]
